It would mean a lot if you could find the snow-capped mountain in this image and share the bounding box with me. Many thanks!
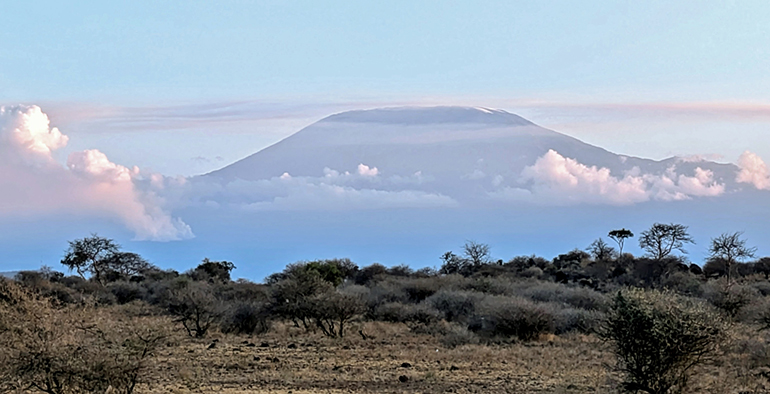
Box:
[205,106,741,204]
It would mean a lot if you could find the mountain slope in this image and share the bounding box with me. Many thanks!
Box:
[207,107,739,191]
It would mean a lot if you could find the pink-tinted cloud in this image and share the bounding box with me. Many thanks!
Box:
[490,149,725,205]
[736,151,770,190]
[0,105,192,241]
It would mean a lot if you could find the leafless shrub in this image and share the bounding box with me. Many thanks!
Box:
[440,324,479,348]
[520,281,608,311]
[471,295,554,341]
[551,305,604,335]
[167,281,223,338]
[0,279,168,394]
[310,291,366,337]
[426,290,482,323]
[702,279,759,318]
[220,301,271,335]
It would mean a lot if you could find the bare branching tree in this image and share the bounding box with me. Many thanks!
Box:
[167,282,222,338]
[639,223,695,260]
[709,232,757,283]
[587,238,617,261]
[462,240,491,267]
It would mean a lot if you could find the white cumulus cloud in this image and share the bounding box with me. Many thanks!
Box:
[491,149,725,205]
[736,150,770,190]
[0,105,192,241]
[357,163,379,177]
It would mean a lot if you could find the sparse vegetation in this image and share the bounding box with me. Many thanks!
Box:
[4,226,770,393]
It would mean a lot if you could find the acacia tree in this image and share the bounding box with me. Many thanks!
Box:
[608,228,634,255]
[61,235,154,285]
[61,234,120,285]
[639,223,695,261]
[709,232,757,283]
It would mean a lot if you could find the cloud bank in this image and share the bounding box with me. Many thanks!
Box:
[0,105,192,241]
[179,164,455,211]
[490,149,725,205]
[736,151,770,190]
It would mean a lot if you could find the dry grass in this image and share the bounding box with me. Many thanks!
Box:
[137,320,619,394]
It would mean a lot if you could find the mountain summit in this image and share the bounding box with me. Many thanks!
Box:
[206,106,738,202]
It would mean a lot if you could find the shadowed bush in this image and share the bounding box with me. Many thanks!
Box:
[166,281,222,338]
[426,290,482,323]
[221,301,271,335]
[471,295,554,341]
[702,279,759,318]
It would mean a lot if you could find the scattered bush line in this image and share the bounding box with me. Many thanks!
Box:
[2,224,769,393]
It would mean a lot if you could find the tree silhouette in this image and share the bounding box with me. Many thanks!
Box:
[639,223,694,260]
[708,232,756,283]
[61,234,120,285]
[587,238,616,261]
[608,228,634,255]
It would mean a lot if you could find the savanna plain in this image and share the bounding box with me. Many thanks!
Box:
[3,226,770,394]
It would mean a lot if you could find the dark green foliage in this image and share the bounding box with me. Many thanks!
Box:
[190,258,236,283]
[61,235,156,286]
[608,228,634,255]
[108,281,145,304]
[354,263,388,285]
[552,249,590,270]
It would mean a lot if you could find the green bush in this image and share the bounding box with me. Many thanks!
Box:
[601,288,726,394]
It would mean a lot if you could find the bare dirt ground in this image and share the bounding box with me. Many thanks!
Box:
[136,320,770,394]
[144,322,618,394]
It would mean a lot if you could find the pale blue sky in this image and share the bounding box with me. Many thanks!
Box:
[2,1,769,103]
[2,1,770,277]
[2,1,769,175]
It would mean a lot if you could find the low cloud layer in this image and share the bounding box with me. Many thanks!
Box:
[490,150,725,205]
[178,165,455,211]
[0,105,192,241]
